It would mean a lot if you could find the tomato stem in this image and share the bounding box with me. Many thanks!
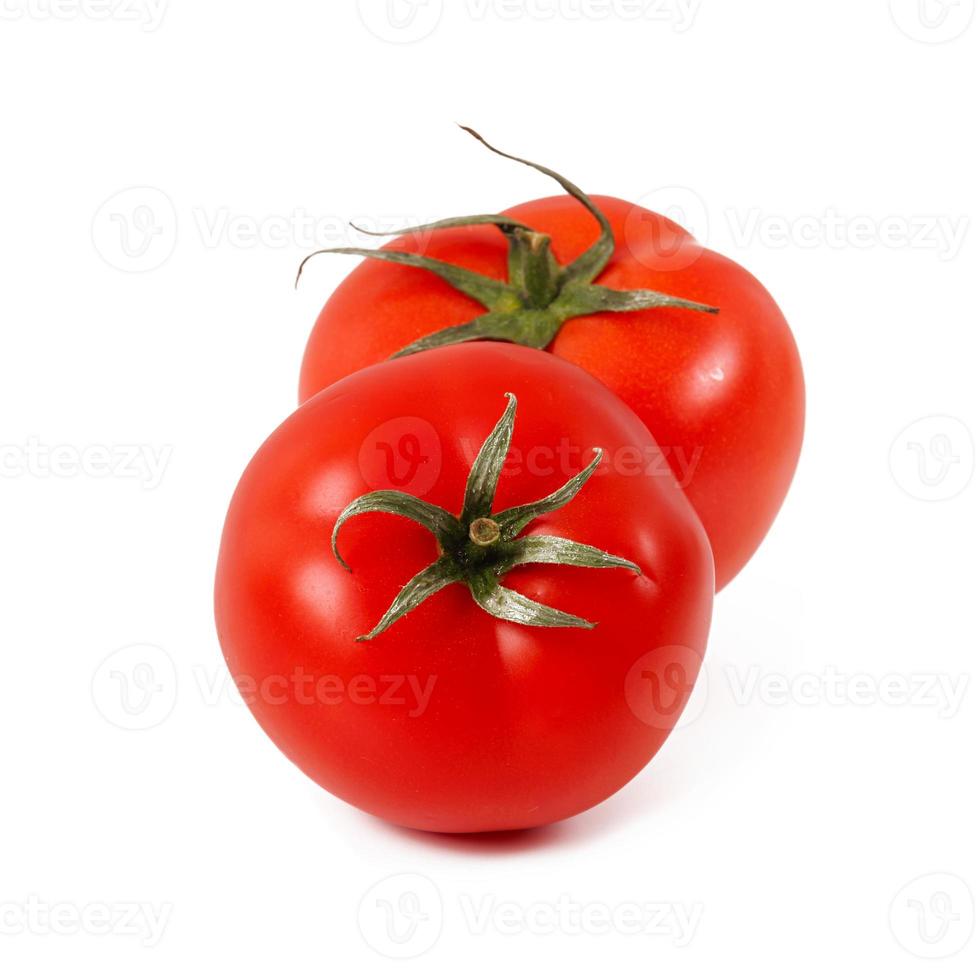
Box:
[469,517,501,547]
[296,127,720,359]
[332,394,641,641]
[508,229,560,309]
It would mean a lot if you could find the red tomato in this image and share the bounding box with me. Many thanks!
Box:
[216,344,713,833]
[298,142,804,591]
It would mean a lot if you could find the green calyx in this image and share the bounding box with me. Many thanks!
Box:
[296,126,719,356]
[332,393,641,641]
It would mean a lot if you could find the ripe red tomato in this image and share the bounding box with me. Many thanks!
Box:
[298,135,804,591]
[216,344,713,833]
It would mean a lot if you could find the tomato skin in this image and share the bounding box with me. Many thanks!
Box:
[218,344,713,833]
[299,195,804,590]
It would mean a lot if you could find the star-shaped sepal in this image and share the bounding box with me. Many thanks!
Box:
[332,394,642,641]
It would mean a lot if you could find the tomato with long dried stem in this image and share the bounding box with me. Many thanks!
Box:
[297,128,804,590]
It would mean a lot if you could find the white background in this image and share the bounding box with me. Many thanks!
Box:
[1,1,977,976]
